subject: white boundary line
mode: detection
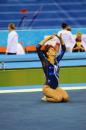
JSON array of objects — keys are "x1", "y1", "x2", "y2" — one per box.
[
  {"x1": 0, "y1": 88, "x2": 42, "y2": 94},
  {"x1": 0, "y1": 86, "x2": 86, "y2": 94}
]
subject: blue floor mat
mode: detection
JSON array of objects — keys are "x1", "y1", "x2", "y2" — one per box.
[{"x1": 0, "y1": 90, "x2": 86, "y2": 130}]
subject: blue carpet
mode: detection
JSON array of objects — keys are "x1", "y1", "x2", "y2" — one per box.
[
  {"x1": 0, "y1": 90, "x2": 86, "y2": 130},
  {"x1": 0, "y1": 83, "x2": 86, "y2": 90}
]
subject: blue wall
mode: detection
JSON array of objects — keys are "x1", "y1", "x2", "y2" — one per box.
[{"x1": 0, "y1": 28, "x2": 86, "y2": 47}]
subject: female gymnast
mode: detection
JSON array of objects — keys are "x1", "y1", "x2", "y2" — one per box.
[{"x1": 36, "y1": 34, "x2": 69, "y2": 102}]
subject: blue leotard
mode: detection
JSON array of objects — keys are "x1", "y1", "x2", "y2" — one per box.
[{"x1": 36, "y1": 44, "x2": 66, "y2": 89}]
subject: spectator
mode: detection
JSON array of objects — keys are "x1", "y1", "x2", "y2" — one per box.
[
  {"x1": 81, "y1": 34, "x2": 86, "y2": 51},
  {"x1": 72, "y1": 32, "x2": 85, "y2": 52},
  {"x1": 58, "y1": 23, "x2": 75, "y2": 52},
  {"x1": 44, "y1": 34, "x2": 60, "y2": 48},
  {"x1": 41, "y1": 34, "x2": 61, "y2": 54},
  {"x1": 17, "y1": 42, "x2": 25, "y2": 55},
  {"x1": 6, "y1": 23, "x2": 18, "y2": 54},
  {"x1": 66, "y1": 26, "x2": 71, "y2": 31}
]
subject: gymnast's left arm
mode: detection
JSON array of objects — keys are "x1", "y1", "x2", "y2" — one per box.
[{"x1": 56, "y1": 35, "x2": 66, "y2": 62}]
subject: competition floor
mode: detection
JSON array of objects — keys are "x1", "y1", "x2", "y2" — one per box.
[{"x1": 0, "y1": 84, "x2": 86, "y2": 130}]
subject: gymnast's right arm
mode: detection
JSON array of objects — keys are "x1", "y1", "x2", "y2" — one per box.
[
  {"x1": 36, "y1": 38, "x2": 48, "y2": 62},
  {"x1": 36, "y1": 36, "x2": 52, "y2": 61}
]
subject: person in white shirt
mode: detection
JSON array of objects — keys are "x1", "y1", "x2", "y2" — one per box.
[
  {"x1": 6, "y1": 23, "x2": 18, "y2": 54},
  {"x1": 44, "y1": 34, "x2": 60, "y2": 47},
  {"x1": 41, "y1": 34, "x2": 61, "y2": 53},
  {"x1": 58, "y1": 23, "x2": 75, "y2": 52},
  {"x1": 81, "y1": 34, "x2": 86, "y2": 51},
  {"x1": 17, "y1": 42, "x2": 25, "y2": 55}
]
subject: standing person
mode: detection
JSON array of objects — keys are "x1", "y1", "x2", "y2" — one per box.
[
  {"x1": 40, "y1": 34, "x2": 61, "y2": 53},
  {"x1": 36, "y1": 34, "x2": 69, "y2": 102},
  {"x1": 58, "y1": 23, "x2": 75, "y2": 52},
  {"x1": 17, "y1": 42, "x2": 25, "y2": 55},
  {"x1": 6, "y1": 23, "x2": 18, "y2": 54}
]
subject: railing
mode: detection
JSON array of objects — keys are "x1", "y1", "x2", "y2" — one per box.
[{"x1": 0, "y1": 52, "x2": 86, "y2": 69}]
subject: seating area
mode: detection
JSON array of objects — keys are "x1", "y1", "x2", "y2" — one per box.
[
  {"x1": 0, "y1": 45, "x2": 45, "y2": 54},
  {"x1": 0, "y1": 45, "x2": 37, "y2": 54},
  {"x1": 0, "y1": 0, "x2": 86, "y2": 53},
  {"x1": 0, "y1": 0, "x2": 86, "y2": 29}
]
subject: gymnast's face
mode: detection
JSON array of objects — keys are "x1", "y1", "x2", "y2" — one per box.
[{"x1": 46, "y1": 47, "x2": 57, "y2": 57}]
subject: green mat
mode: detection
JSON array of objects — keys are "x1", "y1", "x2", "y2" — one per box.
[{"x1": 0, "y1": 66, "x2": 86, "y2": 86}]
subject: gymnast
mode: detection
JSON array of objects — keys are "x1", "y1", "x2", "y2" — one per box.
[{"x1": 36, "y1": 34, "x2": 69, "y2": 102}]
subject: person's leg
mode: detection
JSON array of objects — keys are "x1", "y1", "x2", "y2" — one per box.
[
  {"x1": 41, "y1": 96, "x2": 61, "y2": 102},
  {"x1": 56, "y1": 88, "x2": 69, "y2": 102},
  {"x1": 7, "y1": 53, "x2": 16, "y2": 55},
  {"x1": 42, "y1": 85, "x2": 63, "y2": 102}
]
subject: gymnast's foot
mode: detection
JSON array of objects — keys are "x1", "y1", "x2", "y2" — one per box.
[{"x1": 41, "y1": 96, "x2": 47, "y2": 101}]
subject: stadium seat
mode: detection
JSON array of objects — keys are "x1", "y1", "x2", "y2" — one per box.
[
  {"x1": 25, "y1": 45, "x2": 37, "y2": 53},
  {"x1": 0, "y1": 46, "x2": 6, "y2": 54},
  {"x1": 0, "y1": 0, "x2": 86, "y2": 29}
]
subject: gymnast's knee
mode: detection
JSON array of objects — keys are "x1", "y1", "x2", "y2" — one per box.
[
  {"x1": 63, "y1": 95, "x2": 69, "y2": 102},
  {"x1": 54, "y1": 95, "x2": 63, "y2": 102}
]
